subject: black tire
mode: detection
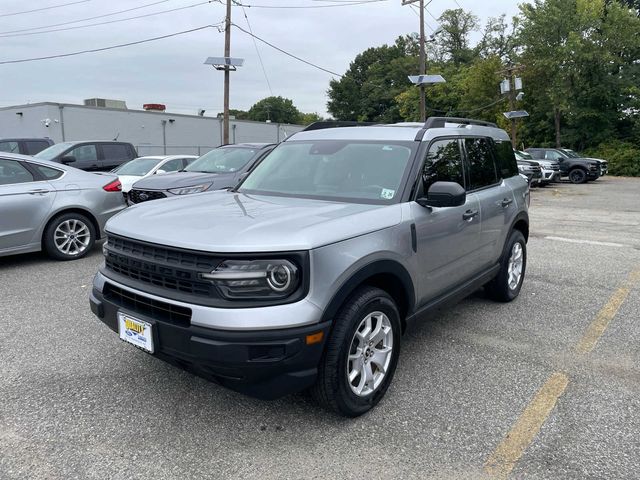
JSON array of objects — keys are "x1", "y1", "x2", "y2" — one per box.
[
  {"x1": 568, "y1": 168, "x2": 587, "y2": 184},
  {"x1": 311, "y1": 286, "x2": 401, "y2": 417},
  {"x1": 485, "y1": 230, "x2": 527, "y2": 302},
  {"x1": 43, "y1": 212, "x2": 96, "y2": 261}
]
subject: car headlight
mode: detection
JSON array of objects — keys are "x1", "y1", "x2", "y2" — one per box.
[
  {"x1": 201, "y1": 259, "x2": 300, "y2": 299},
  {"x1": 168, "y1": 183, "x2": 212, "y2": 195}
]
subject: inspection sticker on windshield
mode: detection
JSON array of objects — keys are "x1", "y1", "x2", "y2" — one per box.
[{"x1": 381, "y1": 188, "x2": 395, "y2": 199}]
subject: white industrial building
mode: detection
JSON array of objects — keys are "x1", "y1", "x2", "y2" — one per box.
[{"x1": 0, "y1": 101, "x2": 305, "y2": 156}]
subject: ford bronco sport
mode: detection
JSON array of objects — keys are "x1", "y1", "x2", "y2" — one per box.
[{"x1": 90, "y1": 117, "x2": 530, "y2": 417}]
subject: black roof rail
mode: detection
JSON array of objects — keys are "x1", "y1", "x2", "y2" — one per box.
[
  {"x1": 302, "y1": 121, "x2": 379, "y2": 132},
  {"x1": 423, "y1": 117, "x2": 498, "y2": 129}
]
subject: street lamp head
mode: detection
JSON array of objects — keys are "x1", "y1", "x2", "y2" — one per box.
[{"x1": 408, "y1": 74, "x2": 446, "y2": 85}]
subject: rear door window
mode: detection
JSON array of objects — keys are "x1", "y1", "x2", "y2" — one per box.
[
  {"x1": 161, "y1": 158, "x2": 183, "y2": 172},
  {"x1": 492, "y1": 140, "x2": 518, "y2": 179},
  {"x1": 0, "y1": 159, "x2": 34, "y2": 185},
  {"x1": 24, "y1": 141, "x2": 51, "y2": 155},
  {"x1": 464, "y1": 137, "x2": 498, "y2": 191},
  {"x1": 102, "y1": 144, "x2": 131, "y2": 160}
]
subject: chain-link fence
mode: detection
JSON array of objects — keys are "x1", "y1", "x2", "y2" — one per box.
[{"x1": 135, "y1": 145, "x2": 217, "y2": 157}]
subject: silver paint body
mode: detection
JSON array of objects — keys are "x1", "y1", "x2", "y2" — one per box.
[
  {"x1": 0, "y1": 152, "x2": 126, "y2": 257},
  {"x1": 96, "y1": 124, "x2": 528, "y2": 330}
]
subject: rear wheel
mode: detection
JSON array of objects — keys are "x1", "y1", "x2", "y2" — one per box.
[
  {"x1": 311, "y1": 286, "x2": 401, "y2": 417},
  {"x1": 486, "y1": 230, "x2": 526, "y2": 302},
  {"x1": 569, "y1": 168, "x2": 587, "y2": 184},
  {"x1": 43, "y1": 212, "x2": 96, "y2": 261}
]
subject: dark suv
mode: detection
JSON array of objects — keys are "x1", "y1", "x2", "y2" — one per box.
[
  {"x1": 525, "y1": 148, "x2": 600, "y2": 184},
  {"x1": 35, "y1": 141, "x2": 137, "y2": 171},
  {"x1": 0, "y1": 138, "x2": 54, "y2": 156},
  {"x1": 90, "y1": 117, "x2": 530, "y2": 416}
]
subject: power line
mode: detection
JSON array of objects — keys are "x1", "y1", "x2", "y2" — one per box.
[
  {"x1": 0, "y1": 0, "x2": 91, "y2": 18},
  {"x1": 0, "y1": 1, "x2": 214, "y2": 38},
  {"x1": 238, "y1": 5, "x2": 273, "y2": 95},
  {"x1": 231, "y1": 23, "x2": 343, "y2": 77},
  {"x1": 0, "y1": 0, "x2": 171, "y2": 36},
  {"x1": 428, "y1": 96, "x2": 506, "y2": 115},
  {"x1": 0, "y1": 25, "x2": 218, "y2": 65},
  {"x1": 225, "y1": 0, "x2": 389, "y2": 9}
]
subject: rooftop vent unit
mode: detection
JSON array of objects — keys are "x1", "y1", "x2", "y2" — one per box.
[
  {"x1": 84, "y1": 98, "x2": 127, "y2": 109},
  {"x1": 143, "y1": 104, "x2": 166, "y2": 112}
]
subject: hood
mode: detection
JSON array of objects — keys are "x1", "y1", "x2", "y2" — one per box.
[
  {"x1": 106, "y1": 191, "x2": 402, "y2": 252},
  {"x1": 131, "y1": 171, "x2": 236, "y2": 190}
]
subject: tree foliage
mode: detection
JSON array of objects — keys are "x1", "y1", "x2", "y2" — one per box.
[
  {"x1": 247, "y1": 96, "x2": 303, "y2": 124},
  {"x1": 324, "y1": 1, "x2": 640, "y2": 174}
]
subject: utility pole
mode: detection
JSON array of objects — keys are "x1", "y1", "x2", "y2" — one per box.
[
  {"x1": 223, "y1": 0, "x2": 232, "y2": 145},
  {"x1": 402, "y1": 0, "x2": 427, "y2": 122},
  {"x1": 418, "y1": 0, "x2": 426, "y2": 122},
  {"x1": 500, "y1": 64, "x2": 525, "y2": 148}
]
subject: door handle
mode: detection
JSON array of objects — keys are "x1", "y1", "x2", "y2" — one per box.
[
  {"x1": 501, "y1": 198, "x2": 513, "y2": 208},
  {"x1": 463, "y1": 209, "x2": 479, "y2": 221},
  {"x1": 28, "y1": 189, "x2": 50, "y2": 195}
]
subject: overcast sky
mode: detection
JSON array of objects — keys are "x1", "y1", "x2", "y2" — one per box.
[{"x1": 0, "y1": 0, "x2": 520, "y2": 118}]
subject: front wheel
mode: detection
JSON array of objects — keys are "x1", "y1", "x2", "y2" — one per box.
[
  {"x1": 485, "y1": 230, "x2": 527, "y2": 302},
  {"x1": 311, "y1": 286, "x2": 401, "y2": 417},
  {"x1": 569, "y1": 168, "x2": 587, "y2": 184}
]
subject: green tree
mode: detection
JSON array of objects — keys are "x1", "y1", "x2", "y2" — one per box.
[
  {"x1": 247, "y1": 96, "x2": 302, "y2": 124},
  {"x1": 300, "y1": 112, "x2": 325, "y2": 125}
]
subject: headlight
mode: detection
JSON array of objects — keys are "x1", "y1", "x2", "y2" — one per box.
[
  {"x1": 168, "y1": 183, "x2": 212, "y2": 195},
  {"x1": 201, "y1": 259, "x2": 300, "y2": 299}
]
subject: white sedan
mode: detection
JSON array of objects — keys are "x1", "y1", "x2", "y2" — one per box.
[{"x1": 112, "y1": 155, "x2": 198, "y2": 193}]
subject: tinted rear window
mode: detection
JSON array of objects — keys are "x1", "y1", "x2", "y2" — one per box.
[
  {"x1": 24, "y1": 141, "x2": 51, "y2": 155},
  {"x1": 102, "y1": 144, "x2": 131, "y2": 159},
  {"x1": 494, "y1": 141, "x2": 519, "y2": 178}
]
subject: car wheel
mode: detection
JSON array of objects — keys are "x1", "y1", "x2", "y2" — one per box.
[
  {"x1": 311, "y1": 286, "x2": 401, "y2": 417},
  {"x1": 486, "y1": 230, "x2": 527, "y2": 302},
  {"x1": 569, "y1": 168, "x2": 587, "y2": 184},
  {"x1": 43, "y1": 212, "x2": 96, "y2": 261}
]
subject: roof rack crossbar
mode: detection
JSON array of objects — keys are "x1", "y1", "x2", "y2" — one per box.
[{"x1": 423, "y1": 117, "x2": 498, "y2": 129}]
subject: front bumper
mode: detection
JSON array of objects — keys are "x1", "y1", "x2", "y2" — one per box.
[
  {"x1": 90, "y1": 276, "x2": 330, "y2": 400},
  {"x1": 540, "y1": 169, "x2": 560, "y2": 183}
]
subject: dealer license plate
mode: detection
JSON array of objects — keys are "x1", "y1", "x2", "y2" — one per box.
[{"x1": 118, "y1": 312, "x2": 154, "y2": 353}]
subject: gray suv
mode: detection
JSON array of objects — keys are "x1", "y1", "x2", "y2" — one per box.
[{"x1": 90, "y1": 117, "x2": 529, "y2": 416}]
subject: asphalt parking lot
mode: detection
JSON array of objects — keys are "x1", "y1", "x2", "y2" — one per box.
[{"x1": 1, "y1": 176, "x2": 639, "y2": 480}]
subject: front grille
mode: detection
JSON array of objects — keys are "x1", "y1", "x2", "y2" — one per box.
[
  {"x1": 589, "y1": 165, "x2": 598, "y2": 171},
  {"x1": 105, "y1": 235, "x2": 219, "y2": 298},
  {"x1": 129, "y1": 189, "x2": 167, "y2": 204},
  {"x1": 103, "y1": 282, "x2": 191, "y2": 326}
]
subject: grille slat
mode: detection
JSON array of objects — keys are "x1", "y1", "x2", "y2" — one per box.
[
  {"x1": 105, "y1": 235, "x2": 219, "y2": 298},
  {"x1": 129, "y1": 189, "x2": 167, "y2": 204},
  {"x1": 104, "y1": 282, "x2": 191, "y2": 326}
]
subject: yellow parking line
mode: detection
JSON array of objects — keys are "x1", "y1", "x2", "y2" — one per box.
[
  {"x1": 483, "y1": 372, "x2": 569, "y2": 480},
  {"x1": 575, "y1": 267, "x2": 640, "y2": 355},
  {"x1": 484, "y1": 266, "x2": 640, "y2": 479}
]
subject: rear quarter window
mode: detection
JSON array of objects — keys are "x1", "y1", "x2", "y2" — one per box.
[
  {"x1": 492, "y1": 140, "x2": 519, "y2": 178},
  {"x1": 24, "y1": 141, "x2": 51, "y2": 155},
  {"x1": 32, "y1": 163, "x2": 64, "y2": 180}
]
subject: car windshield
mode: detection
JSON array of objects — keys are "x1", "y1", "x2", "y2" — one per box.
[
  {"x1": 562, "y1": 149, "x2": 580, "y2": 158},
  {"x1": 34, "y1": 142, "x2": 73, "y2": 160},
  {"x1": 185, "y1": 147, "x2": 257, "y2": 174},
  {"x1": 238, "y1": 141, "x2": 414, "y2": 204},
  {"x1": 515, "y1": 150, "x2": 533, "y2": 160},
  {"x1": 113, "y1": 157, "x2": 163, "y2": 176}
]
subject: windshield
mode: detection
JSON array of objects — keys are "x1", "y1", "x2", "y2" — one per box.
[
  {"x1": 514, "y1": 150, "x2": 533, "y2": 160},
  {"x1": 239, "y1": 141, "x2": 414, "y2": 204},
  {"x1": 562, "y1": 149, "x2": 580, "y2": 158},
  {"x1": 113, "y1": 157, "x2": 162, "y2": 176},
  {"x1": 185, "y1": 147, "x2": 257, "y2": 174},
  {"x1": 34, "y1": 142, "x2": 73, "y2": 160}
]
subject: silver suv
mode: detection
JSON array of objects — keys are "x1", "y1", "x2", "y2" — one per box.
[{"x1": 90, "y1": 118, "x2": 529, "y2": 416}]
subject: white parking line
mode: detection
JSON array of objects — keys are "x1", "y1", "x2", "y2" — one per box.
[{"x1": 544, "y1": 236, "x2": 626, "y2": 248}]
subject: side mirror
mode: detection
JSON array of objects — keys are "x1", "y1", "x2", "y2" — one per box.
[
  {"x1": 60, "y1": 155, "x2": 76, "y2": 164},
  {"x1": 155, "y1": 169, "x2": 167, "y2": 175},
  {"x1": 416, "y1": 181, "x2": 466, "y2": 208}
]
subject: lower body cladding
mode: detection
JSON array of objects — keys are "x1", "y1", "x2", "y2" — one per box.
[{"x1": 89, "y1": 274, "x2": 331, "y2": 400}]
